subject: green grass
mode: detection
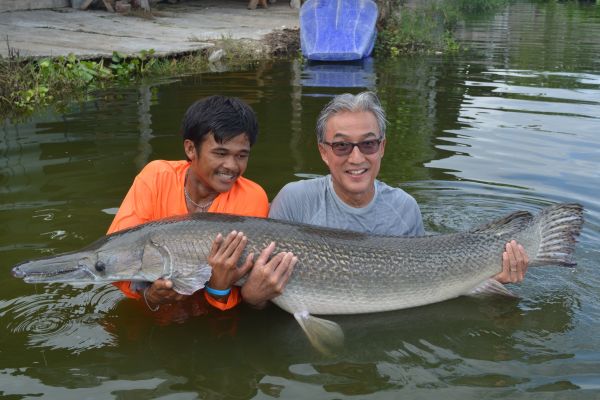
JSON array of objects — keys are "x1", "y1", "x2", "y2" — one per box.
[
  {"x1": 0, "y1": 38, "x2": 266, "y2": 120},
  {"x1": 0, "y1": 49, "x2": 154, "y2": 117}
]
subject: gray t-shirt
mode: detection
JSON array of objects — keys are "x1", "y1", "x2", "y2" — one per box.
[{"x1": 268, "y1": 175, "x2": 424, "y2": 236}]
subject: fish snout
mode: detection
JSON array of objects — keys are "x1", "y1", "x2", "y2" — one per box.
[{"x1": 11, "y1": 264, "x2": 26, "y2": 278}]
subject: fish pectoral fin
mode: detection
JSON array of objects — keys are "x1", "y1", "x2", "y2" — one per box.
[
  {"x1": 170, "y1": 263, "x2": 213, "y2": 296},
  {"x1": 293, "y1": 311, "x2": 344, "y2": 355},
  {"x1": 467, "y1": 278, "x2": 518, "y2": 298}
]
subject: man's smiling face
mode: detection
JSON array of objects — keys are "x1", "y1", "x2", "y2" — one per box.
[
  {"x1": 187, "y1": 132, "x2": 250, "y2": 194},
  {"x1": 318, "y1": 110, "x2": 385, "y2": 207}
]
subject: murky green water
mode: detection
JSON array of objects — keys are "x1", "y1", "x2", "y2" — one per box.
[{"x1": 1, "y1": 1, "x2": 599, "y2": 398}]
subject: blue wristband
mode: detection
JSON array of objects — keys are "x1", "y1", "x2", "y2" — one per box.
[{"x1": 205, "y1": 285, "x2": 231, "y2": 297}]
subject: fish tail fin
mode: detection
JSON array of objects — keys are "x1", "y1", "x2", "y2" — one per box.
[
  {"x1": 529, "y1": 203, "x2": 584, "y2": 267},
  {"x1": 293, "y1": 311, "x2": 344, "y2": 355},
  {"x1": 471, "y1": 203, "x2": 584, "y2": 268}
]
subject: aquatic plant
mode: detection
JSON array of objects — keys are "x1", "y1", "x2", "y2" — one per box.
[
  {"x1": 0, "y1": 47, "x2": 157, "y2": 116},
  {"x1": 0, "y1": 31, "x2": 282, "y2": 120}
]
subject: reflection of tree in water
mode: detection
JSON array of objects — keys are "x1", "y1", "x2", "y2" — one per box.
[{"x1": 456, "y1": 2, "x2": 600, "y2": 73}]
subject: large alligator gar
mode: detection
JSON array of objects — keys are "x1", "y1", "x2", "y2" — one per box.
[{"x1": 11, "y1": 203, "x2": 583, "y2": 353}]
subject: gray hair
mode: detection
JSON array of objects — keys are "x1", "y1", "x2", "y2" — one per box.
[{"x1": 316, "y1": 91, "x2": 387, "y2": 143}]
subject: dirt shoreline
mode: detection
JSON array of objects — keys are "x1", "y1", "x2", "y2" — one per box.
[{"x1": 0, "y1": 0, "x2": 300, "y2": 59}]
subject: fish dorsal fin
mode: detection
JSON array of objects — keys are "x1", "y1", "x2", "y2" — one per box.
[
  {"x1": 467, "y1": 278, "x2": 518, "y2": 298},
  {"x1": 470, "y1": 210, "x2": 533, "y2": 236},
  {"x1": 170, "y1": 263, "x2": 212, "y2": 296},
  {"x1": 294, "y1": 311, "x2": 344, "y2": 355}
]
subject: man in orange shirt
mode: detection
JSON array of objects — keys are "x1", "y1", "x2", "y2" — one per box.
[{"x1": 108, "y1": 95, "x2": 296, "y2": 312}]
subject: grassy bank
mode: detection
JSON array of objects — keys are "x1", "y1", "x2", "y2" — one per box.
[
  {"x1": 1, "y1": 50, "x2": 150, "y2": 114},
  {"x1": 0, "y1": 32, "x2": 297, "y2": 120}
]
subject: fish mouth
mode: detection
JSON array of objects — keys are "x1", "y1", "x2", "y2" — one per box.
[
  {"x1": 11, "y1": 258, "x2": 98, "y2": 283},
  {"x1": 12, "y1": 265, "x2": 77, "y2": 279}
]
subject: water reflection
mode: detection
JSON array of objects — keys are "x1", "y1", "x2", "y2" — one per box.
[
  {"x1": 301, "y1": 58, "x2": 376, "y2": 90},
  {"x1": 426, "y1": 67, "x2": 600, "y2": 224}
]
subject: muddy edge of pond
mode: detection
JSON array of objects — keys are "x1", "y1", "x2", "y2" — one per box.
[
  {"x1": 257, "y1": 29, "x2": 301, "y2": 58},
  {"x1": 145, "y1": 28, "x2": 300, "y2": 67},
  {"x1": 127, "y1": 28, "x2": 300, "y2": 62}
]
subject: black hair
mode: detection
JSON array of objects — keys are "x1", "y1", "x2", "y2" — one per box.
[{"x1": 181, "y1": 95, "x2": 259, "y2": 160}]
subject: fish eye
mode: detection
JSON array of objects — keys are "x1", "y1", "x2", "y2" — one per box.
[{"x1": 94, "y1": 260, "x2": 106, "y2": 272}]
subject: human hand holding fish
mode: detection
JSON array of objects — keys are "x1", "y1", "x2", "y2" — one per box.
[
  {"x1": 206, "y1": 231, "x2": 297, "y2": 306},
  {"x1": 241, "y1": 241, "x2": 298, "y2": 308},
  {"x1": 206, "y1": 230, "x2": 255, "y2": 300},
  {"x1": 143, "y1": 278, "x2": 187, "y2": 310},
  {"x1": 494, "y1": 240, "x2": 529, "y2": 284}
]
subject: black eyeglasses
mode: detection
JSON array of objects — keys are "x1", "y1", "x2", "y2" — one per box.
[{"x1": 321, "y1": 137, "x2": 383, "y2": 156}]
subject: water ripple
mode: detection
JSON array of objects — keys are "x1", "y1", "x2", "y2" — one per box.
[{"x1": 1, "y1": 285, "x2": 121, "y2": 352}]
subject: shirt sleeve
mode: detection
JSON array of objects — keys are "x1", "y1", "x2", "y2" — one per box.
[
  {"x1": 380, "y1": 184, "x2": 425, "y2": 237},
  {"x1": 107, "y1": 175, "x2": 156, "y2": 235},
  {"x1": 107, "y1": 173, "x2": 157, "y2": 299},
  {"x1": 268, "y1": 182, "x2": 304, "y2": 222},
  {"x1": 203, "y1": 287, "x2": 241, "y2": 311},
  {"x1": 398, "y1": 191, "x2": 425, "y2": 236},
  {"x1": 412, "y1": 202, "x2": 425, "y2": 236}
]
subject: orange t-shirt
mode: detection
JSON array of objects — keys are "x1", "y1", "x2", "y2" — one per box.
[{"x1": 107, "y1": 160, "x2": 269, "y2": 310}]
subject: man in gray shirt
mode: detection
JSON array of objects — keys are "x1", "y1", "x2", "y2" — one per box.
[
  {"x1": 269, "y1": 91, "x2": 529, "y2": 285},
  {"x1": 269, "y1": 175, "x2": 423, "y2": 237}
]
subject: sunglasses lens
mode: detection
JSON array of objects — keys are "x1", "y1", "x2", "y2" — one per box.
[
  {"x1": 328, "y1": 139, "x2": 381, "y2": 156},
  {"x1": 331, "y1": 142, "x2": 352, "y2": 156},
  {"x1": 358, "y1": 140, "x2": 380, "y2": 154}
]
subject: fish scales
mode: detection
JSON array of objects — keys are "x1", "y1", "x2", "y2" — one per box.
[
  {"x1": 271, "y1": 233, "x2": 507, "y2": 314},
  {"x1": 101, "y1": 213, "x2": 545, "y2": 314}
]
